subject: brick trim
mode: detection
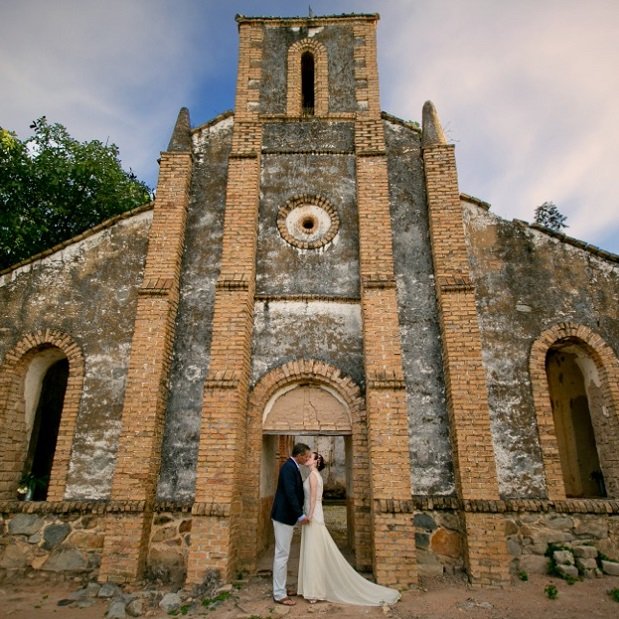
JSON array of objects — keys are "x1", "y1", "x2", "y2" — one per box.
[
  {"x1": 276, "y1": 194, "x2": 340, "y2": 250},
  {"x1": 240, "y1": 360, "x2": 372, "y2": 570},
  {"x1": 529, "y1": 322, "x2": 619, "y2": 499},
  {"x1": 286, "y1": 39, "x2": 329, "y2": 117},
  {"x1": 0, "y1": 330, "x2": 84, "y2": 501}
]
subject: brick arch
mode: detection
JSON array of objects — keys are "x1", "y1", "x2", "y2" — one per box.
[
  {"x1": 238, "y1": 360, "x2": 372, "y2": 571},
  {"x1": 529, "y1": 322, "x2": 619, "y2": 499},
  {"x1": 286, "y1": 38, "x2": 329, "y2": 116},
  {"x1": 0, "y1": 330, "x2": 85, "y2": 501}
]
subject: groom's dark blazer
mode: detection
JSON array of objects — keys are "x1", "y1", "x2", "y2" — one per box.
[{"x1": 271, "y1": 457, "x2": 305, "y2": 526}]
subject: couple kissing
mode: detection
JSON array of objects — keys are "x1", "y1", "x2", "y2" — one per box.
[{"x1": 271, "y1": 442, "x2": 400, "y2": 607}]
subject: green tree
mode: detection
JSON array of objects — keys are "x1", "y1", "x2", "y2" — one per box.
[
  {"x1": 0, "y1": 117, "x2": 151, "y2": 270},
  {"x1": 534, "y1": 201, "x2": 568, "y2": 232}
]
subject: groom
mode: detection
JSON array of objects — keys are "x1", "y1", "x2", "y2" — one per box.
[{"x1": 271, "y1": 442, "x2": 311, "y2": 606}]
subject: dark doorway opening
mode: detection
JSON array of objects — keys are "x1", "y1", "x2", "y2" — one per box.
[{"x1": 23, "y1": 358, "x2": 69, "y2": 500}]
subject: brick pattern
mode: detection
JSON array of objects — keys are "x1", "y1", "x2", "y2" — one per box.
[
  {"x1": 286, "y1": 39, "x2": 329, "y2": 117},
  {"x1": 98, "y1": 149, "x2": 192, "y2": 583},
  {"x1": 529, "y1": 322, "x2": 619, "y2": 499},
  {"x1": 235, "y1": 23, "x2": 264, "y2": 121},
  {"x1": 353, "y1": 21, "x2": 381, "y2": 116},
  {"x1": 242, "y1": 360, "x2": 373, "y2": 571},
  {"x1": 423, "y1": 139, "x2": 510, "y2": 586},
  {"x1": 462, "y1": 512, "x2": 510, "y2": 587},
  {"x1": 0, "y1": 330, "x2": 84, "y2": 501},
  {"x1": 185, "y1": 20, "x2": 263, "y2": 586},
  {"x1": 354, "y1": 17, "x2": 417, "y2": 586}
]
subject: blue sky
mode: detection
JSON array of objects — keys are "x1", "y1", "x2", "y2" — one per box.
[{"x1": 2, "y1": 0, "x2": 619, "y2": 254}]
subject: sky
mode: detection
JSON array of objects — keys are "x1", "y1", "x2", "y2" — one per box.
[{"x1": 1, "y1": 0, "x2": 618, "y2": 254}]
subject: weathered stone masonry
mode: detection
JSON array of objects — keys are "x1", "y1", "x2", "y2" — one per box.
[{"x1": 2, "y1": 12, "x2": 619, "y2": 588}]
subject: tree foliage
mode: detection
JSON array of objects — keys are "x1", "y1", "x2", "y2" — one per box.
[
  {"x1": 0, "y1": 117, "x2": 151, "y2": 270},
  {"x1": 534, "y1": 201, "x2": 568, "y2": 232}
]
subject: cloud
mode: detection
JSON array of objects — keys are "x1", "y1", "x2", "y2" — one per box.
[
  {"x1": 2, "y1": 0, "x2": 618, "y2": 253},
  {"x1": 377, "y1": 0, "x2": 619, "y2": 252}
]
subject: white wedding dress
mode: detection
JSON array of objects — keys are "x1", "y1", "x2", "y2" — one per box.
[{"x1": 297, "y1": 470, "x2": 400, "y2": 606}]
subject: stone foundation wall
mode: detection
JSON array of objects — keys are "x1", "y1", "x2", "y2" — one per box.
[
  {"x1": 0, "y1": 503, "x2": 105, "y2": 581},
  {"x1": 146, "y1": 508, "x2": 192, "y2": 586},
  {"x1": 412, "y1": 498, "x2": 619, "y2": 580}
]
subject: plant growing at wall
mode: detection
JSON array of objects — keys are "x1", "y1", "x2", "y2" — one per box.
[
  {"x1": 609, "y1": 588, "x2": 619, "y2": 603},
  {"x1": 533, "y1": 201, "x2": 568, "y2": 232},
  {"x1": 0, "y1": 118, "x2": 152, "y2": 270},
  {"x1": 16, "y1": 472, "x2": 48, "y2": 500}
]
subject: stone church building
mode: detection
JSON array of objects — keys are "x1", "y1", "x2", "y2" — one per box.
[{"x1": 1, "y1": 13, "x2": 619, "y2": 588}]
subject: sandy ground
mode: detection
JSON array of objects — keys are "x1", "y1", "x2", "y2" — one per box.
[{"x1": 3, "y1": 570, "x2": 619, "y2": 619}]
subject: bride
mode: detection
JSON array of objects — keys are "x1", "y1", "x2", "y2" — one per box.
[{"x1": 297, "y1": 452, "x2": 401, "y2": 606}]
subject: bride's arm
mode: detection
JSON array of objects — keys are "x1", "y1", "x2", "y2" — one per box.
[{"x1": 307, "y1": 471, "x2": 318, "y2": 520}]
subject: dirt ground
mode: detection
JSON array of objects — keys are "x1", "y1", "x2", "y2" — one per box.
[{"x1": 2, "y1": 570, "x2": 619, "y2": 619}]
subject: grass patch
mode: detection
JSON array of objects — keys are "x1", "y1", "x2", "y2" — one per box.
[
  {"x1": 517, "y1": 569, "x2": 528, "y2": 582},
  {"x1": 609, "y1": 588, "x2": 619, "y2": 603}
]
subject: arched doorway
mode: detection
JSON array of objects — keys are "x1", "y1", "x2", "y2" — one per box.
[
  {"x1": 259, "y1": 382, "x2": 354, "y2": 561},
  {"x1": 22, "y1": 354, "x2": 69, "y2": 500},
  {"x1": 546, "y1": 342, "x2": 606, "y2": 497},
  {"x1": 241, "y1": 361, "x2": 371, "y2": 574}
]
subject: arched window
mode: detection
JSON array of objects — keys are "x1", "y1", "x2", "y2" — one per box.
[
  {"x1": 301, "y1": 51, "x2": 315, "y2": 115},
  {"x1": 21, "y1": 355, "x2": 69, "y2": 500},
  {"x1": 546, "y1": 344, "x2": 605, "y2": 498},
  {"x1": 287, "y1": 40, "x2": 328, "y2": 117}
]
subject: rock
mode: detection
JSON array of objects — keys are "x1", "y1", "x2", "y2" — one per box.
[
  {"x1": 430, "y1": 528, "x2": 462, "y2": 559},
  {"x1": 557, "y1": 564, "x2": 579, "y2": 579},
  {"x1": 98, "y1": 583, "x2": 123, "y2": 598},
  {"x1": 273, "y1": 605, "x2": 291, "y2": 616},
  {"x1": 106, "y1": 599, "x2": 127, "y2": 618},
  {"x1": 552, "y1": 550, "x2": 574, "y2": 565},
  {"x1": 572, "y1": 545, "x2": 598, "y2": 559},
  {"x1": 415, "y1": 531, "x2": 430, "y2": 549},
  {"x1": 217, "y1": 583, "x2": 234, "y2": 593},
  {"x1": 601, "y1": 560, "x2": 619, "y2": 576},
  {"x1": 28, "y1": 532, "x2": 42, "y2": 544},
  {"x1": 159, "y1": 592, "x2": 182, "y2": 613},
  {"x1": 41, "y1": 548, "x2": 88, "y2": 572},
  {"x1": 546, "y1": 515, "x2": 574, "y2": 530},
  {"x1": 74, "y1": 581, "x2": 101, "y2": 598},
  {"x1": 413, "y1": 513, "x2": 437, "y2": 531},
  {"x1": 518, "y1": 554, "x2": 549, "y2": 575},
  {"x1": 8, "y1": 513, "x2": 44, "y2": 536},
  {"x1": 0, "y1": 543, "x2": 31, "y2": 569},
  {"x1": 68, "y1": 530, "x2": 105, "y2": 549},
  {"x1": 126, "y1": 597, "x2": 145, "y2": 616},
  {"x1": 507, "y1": 537, "x2": 522, "y2": 557},
  {"x1": 43, "y1": 523, "x2": 71, "y2": 550}
]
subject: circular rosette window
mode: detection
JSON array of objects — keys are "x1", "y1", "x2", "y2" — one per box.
[{"x1": 277, "y1": 195, "x2": 340, "y2": 250}]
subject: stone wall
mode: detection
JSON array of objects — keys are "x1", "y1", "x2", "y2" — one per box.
[
  {"x1": 385, "y1": 116, "x2": 454, "y2": 495},
  {"x1": 463, "y1": 201, "x2": 619, "y2": 498},
  {"x1": 0, "y1": 503, "x2": 105, "y2": 580},
  {"x1": 156, "y1": 115, "x2": 232, "y2": 501},
  {"x1": 0, "y1": 209, "x2": 152, "y2": 500}
]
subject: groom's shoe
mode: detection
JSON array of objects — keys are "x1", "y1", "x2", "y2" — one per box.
[{"x1": 274, "y1": 597, "x2": 296, "y2": 606}]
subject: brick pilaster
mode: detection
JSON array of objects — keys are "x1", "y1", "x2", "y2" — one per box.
[
  {"x1": 354, "y1": 17, "x2": 417, "y2": 588},
  {"x1": 422, "y1": 101, "x2": 510, "y2": 586},
  {"x1": 185, "y1": 21, "x2": 263, "y2": 586},
  {"x1": 99, "y1": 110, "x2": 192, "y2": 583}
]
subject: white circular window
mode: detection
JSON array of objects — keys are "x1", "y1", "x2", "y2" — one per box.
[{"x1": 277, "y1": 195, "x2": 339, "y2": 249}]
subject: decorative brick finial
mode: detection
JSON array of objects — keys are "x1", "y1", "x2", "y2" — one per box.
[
  {"x1": 421, "y1": 100, "x2": 447, "y2": 147},
  {"x1": 167, "y1": 107, "x2": 192, "y2": 152}
]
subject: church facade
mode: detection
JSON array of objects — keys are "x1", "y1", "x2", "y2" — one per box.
[{"x1": 1, "y1": 13, "x2": 619, "y2": 588}]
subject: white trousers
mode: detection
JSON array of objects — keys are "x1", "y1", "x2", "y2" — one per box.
[{"x1": 272, "y1": 519, "x2": 295, "y2": 600}]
